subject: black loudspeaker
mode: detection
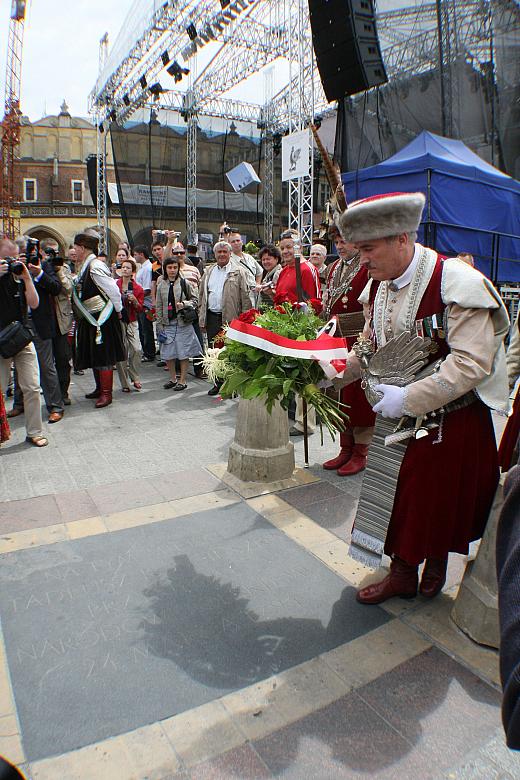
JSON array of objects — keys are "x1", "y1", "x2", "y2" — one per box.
[{"x1": 309, "y1": 0, "x2": 387, "y2": 102}]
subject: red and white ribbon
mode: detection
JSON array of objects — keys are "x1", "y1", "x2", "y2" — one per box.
[{"x1": 226, "y1": 317, "x2": 349, "y2": 379}]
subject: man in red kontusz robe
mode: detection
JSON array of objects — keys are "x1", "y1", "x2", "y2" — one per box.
[
  {"x1": 322, "y1": 226, "x2": 375, "y2": 475},
  {"x1": 335, "y1": 191, "x2": 510, "y2": 604}
]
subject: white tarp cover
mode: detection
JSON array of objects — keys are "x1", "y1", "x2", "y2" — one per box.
[{"x1": 108, "y1": 182, "x2": 263, "y2": 211}]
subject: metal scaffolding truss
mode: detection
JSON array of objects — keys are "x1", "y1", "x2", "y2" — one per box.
[
  {"x1": 161, "y1": 90, "x2": 262, "y2": 122},
  {"x1": 91, "y1": 0, "x2": 510, "y2": 244}
]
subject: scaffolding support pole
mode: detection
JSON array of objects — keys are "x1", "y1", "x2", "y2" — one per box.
[
  {"x1": 96, "y1": 122, "x2": 108, "y2": 253},
  {"x1": 185, "y1": 87, "x2": 197, "y2": 244},
  {"x1": 287, "y1": 0, "x2": 314, "y2": 248}
]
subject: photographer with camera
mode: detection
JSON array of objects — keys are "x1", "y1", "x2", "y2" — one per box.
[
  {"x1": 115, "y1": 258, "x2": 144, "y2": 392},
  {"x1": 0, "y1": 238, "x2": 48, "y2": 447},
  {"x1": 41, "y1": 239, "x2": 74, "y2": 406},
  {"x1": 9, "y1": 238, "x2": 65, "y2": 425}
]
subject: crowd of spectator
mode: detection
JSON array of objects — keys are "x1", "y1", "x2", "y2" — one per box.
[
  {"x1": 1, "y1": 224, "x2": 490, "y2": 453},
  {"x1": 0, "y1": 226, "x2": 325, "y2": 448}
]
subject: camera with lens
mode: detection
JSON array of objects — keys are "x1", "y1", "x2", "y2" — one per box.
[
  {"x1": 44, "y1": 247, "x2": 64, "y2": 267},
  {"x1": 4, "y1": 257, "x2": 25, "y2": 275},
  {"x1": 25, "y1": 237, "x2": 40, "y2": 260}
]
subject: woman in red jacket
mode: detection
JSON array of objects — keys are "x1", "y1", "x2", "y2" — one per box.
[
  {"x1": 274, "y1": 230, "x2": 321, "y2": 304},
  {"x1": 116, "y1": 258, "x2": 145, "y2": 392}
]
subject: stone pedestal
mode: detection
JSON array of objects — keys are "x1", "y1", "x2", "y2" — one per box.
[
  {"x1": 227, "y1": 397, "x2": 295, "y2": 483},
  {"x1": 451, "y1": 479, "x2": 504, "y2": 649}
]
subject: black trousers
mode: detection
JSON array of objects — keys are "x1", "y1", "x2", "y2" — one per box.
[
  {"x1": 138, "y1": 311, "x2": 156, "y2": 360},
  {"x1": 205, "y1": 311, "x2": 223, "y2": 388},
  {"x1": 52, "y1": 332, "x2": 71, "y2": 400},
  {"x1": 206, "y1": 310, "x2": 223, "y2": 346}
]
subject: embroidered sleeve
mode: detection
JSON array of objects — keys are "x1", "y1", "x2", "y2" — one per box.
[{"x1": 404, "y1": 304, "x2": 495, "y2": 416}]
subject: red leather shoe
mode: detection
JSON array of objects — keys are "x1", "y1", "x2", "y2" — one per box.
[
  {"x1": 337, "y1": 444, "x2": 369, "y2": 476},
  {"x1": 323, "y1": 448, "x2": 353, "y2": 470},
  {"x1": 356, "y1": 558, "x2": 418, "y2": 604},
  {"x1": 94, "y1": 370, "x2": 113, "y2": 408},
  {"x1": 419, "y1": 558, "x2": 448, "y2": 598},
  {"x1": 323, "y1": 430, "x2": 354, "y2": 470}
]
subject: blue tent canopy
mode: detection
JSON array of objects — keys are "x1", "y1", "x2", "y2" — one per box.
[{"x1": 341, "y1": 131, "x2": 520, "y2": 282}]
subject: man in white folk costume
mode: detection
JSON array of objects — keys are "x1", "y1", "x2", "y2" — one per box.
[{"x1": 333, "y1": 192, "x2": 509, "y2": 604}]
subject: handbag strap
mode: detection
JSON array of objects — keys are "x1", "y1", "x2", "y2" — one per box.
[{"x1": 180, "y1": 277, "x2": 192, "y2": 302}]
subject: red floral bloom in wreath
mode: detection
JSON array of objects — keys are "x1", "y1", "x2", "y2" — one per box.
[
  {"x1": 307, "y1": 298, "x2": 323, "y2": 315},
  {"x1": 212, "y1": 329, "x2": 227, "y2": 348},
  {"x1": 273, "y1": 291, "x2": 297, "y2": 306},
  {"x1": 238, "y1": 308, "x2": 261, "y2": 325}
]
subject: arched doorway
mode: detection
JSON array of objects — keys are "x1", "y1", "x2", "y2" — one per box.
[{"x1": 24, "y1": 225, "x2": 67, "y2": 257}]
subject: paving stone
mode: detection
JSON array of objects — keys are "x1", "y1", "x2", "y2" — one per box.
[
  {"x1": 0, "y1": 495, "x2": 60, "y2": 534},
  {"x1": 253, "y1": 690, "x2": 431, "y2": 779},
  {"x1": 356, "y1": 646, "x2": 501, "y2": 773},
  {"x1": 189, "y1": 744, "x2": 273, "y2": 779},
  {"x1": 295, "y1": 494, "x2": 357, "y2": 543},
  {"x1": 54, "y1": 490, "x2": 98, "y2": 524},
  {"x1": 0, "y1": 503, "x2": 389, "y2": 762},
  {"x1": 278, "y1": 482, "x2": 345, "y2": 510},
  {"x1": 87, "y1": 477, "x2": 162, "y2": 516},
  {"x1": 152, "y1": 469, "x2": 223, "y2": 502}
]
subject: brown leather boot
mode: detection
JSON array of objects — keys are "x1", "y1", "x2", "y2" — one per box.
[
  {"x1": 356, "y1": 557, "x2": 419, "y2": 604},
  {"x1": 337, "y1": 443, "x2": 369, "y2": 476},
  {"x1": 419, "y1": 558, "x2": 448, "y2": 598},
  {"x1": 85, "y1": 369, "x2": 101, "y2": 399},
  {"x1": 323, "y1": 430, "x2": 354, "y2": 470},
  {"x1": 94, "y1": 370, "x2": 113, "y2": 408}
]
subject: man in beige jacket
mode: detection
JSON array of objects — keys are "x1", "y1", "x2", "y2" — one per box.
[{"x1": 199, "y1": 241, "x2": 251, "y2": 395}]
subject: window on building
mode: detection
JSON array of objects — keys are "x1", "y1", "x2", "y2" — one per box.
[
  {"x1": 319, "y1": 182, "x2": 329, "y2": 209},
  {"x1": 72, "y1": 180, "x2": 84, "y2": 203},
  {"x1": 23, "y1": 179, "x2": 37, "y2": 202}
]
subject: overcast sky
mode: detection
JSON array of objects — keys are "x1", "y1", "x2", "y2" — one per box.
[{"x1": 0, "y1": 0, "x2": 131, "y2": 120}]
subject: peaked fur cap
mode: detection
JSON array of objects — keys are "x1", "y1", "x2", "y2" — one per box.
[{"x1": 338, "y1": 192, "x2": 426, "y2": 242}]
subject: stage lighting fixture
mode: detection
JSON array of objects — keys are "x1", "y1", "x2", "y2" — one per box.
[
  {"x1": 140, "y1": 76, "x2": 147, "y2": 89},
  {"x1": 109, "y1": 110, "x2": 117, "y2": 122},
  {"x1": 223, "y1": 7, "x2": 237, "y2": 20},
  {"x1": 161, "y1": 51, "x2": 170, "y2": 66},
  {"x1": 98, "y1": 123, "x2": 105, "y2": 133},
  {"x1": 123, "y1": 94, "x2": 130, "y2": 106},
  {"x1": 150, "y1": 82, "x2": 164, "y2": 96},
  {"x1": 220, "y1": 0, "x2": 230, "y2": 7},
  {"x1": 11, "y1": 1, "x2": 26, "y2": 20},
  {"x1": 167, "y1": 61, "x2": 190, "y2": 83},
  {"x1": 186, "y1": 24, "x2": 197, "y2": 40}
]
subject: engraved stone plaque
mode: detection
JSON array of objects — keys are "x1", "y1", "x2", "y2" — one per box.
[{"x1": 0, "y1": 504, "x2": 389, "y2": 761}]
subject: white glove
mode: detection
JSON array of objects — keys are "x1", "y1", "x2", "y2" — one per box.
[{"x1": 373, "y1": 384, "x2": 405, "y2": 418}]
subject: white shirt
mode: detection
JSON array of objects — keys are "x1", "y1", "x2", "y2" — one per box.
[
  {"x1": 80, "y1": 254, "x2": 122, "y2": 312},
  {"x1": 136, "y1": 259, "x2": 152, "y2": 291},
  {"x1": 208, "y1": 262, "x2": 232, "y2": 312},
  {"x1": 388, "y1": 244, "x2": 421, "y2": 291},
  {"x1": 231, "y1": 252, "x2": 261, "y2": 286},
  {"x1": 136, "y1": 258, "x2": 153, "y2": 307}
]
